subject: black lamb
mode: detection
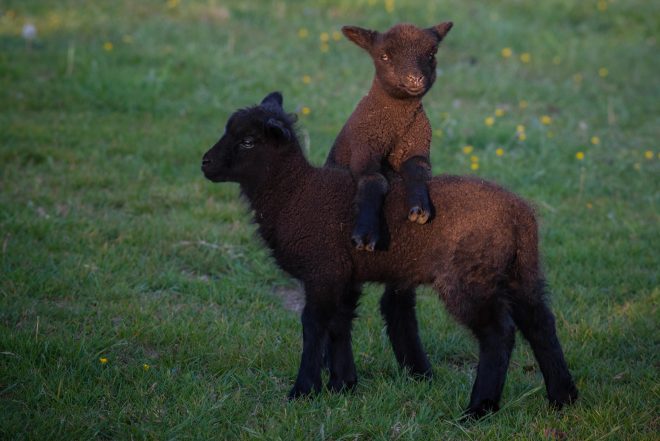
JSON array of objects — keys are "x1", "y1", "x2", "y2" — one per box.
[
  {"x1": 326, "y1": 21, "x2": 453, "y2": 251},
  {"x1": 201, "y1": 92, "x2": 578, "y2": 419}
]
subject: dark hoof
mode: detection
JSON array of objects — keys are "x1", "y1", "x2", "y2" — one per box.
[
  {"x1": 327, "y1": 378, "x2": 357, "y2": 394},
  {"x1": 462, "y1": 400, "x2": 499, "y2": 420},
  {"x1": 409, "y1": 367, "x2": 433, "y2": 380},
  {"x1": 549, "y1": 382, "x2": 578, "y2": 410},
  {"x1": 408, "y1": 206, "x2": 430, "y2": 225},
  {"x1": 351, "y1": 228, "x2": 378, "y2": 252},
  {"x1": 288, "y1": 381, "x2": 320, "y2": 400}
]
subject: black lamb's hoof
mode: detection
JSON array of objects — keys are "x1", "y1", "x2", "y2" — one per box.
[
  {"x1": 327, "y1": 377, "x2": 357, "y2": 394},
  {"x1": 462, "y1": 400, "x2": 499, "y2": 421},
  {"x1": 351, "y1": 228, "x2": 378, "y2": 252},
  {"x1": 287, "y1": 380, "x2": 321, "y2": 400},
  {"x1": 549, "y1": 382, "x2": 579, "y2": 410},
  {"x1": 409, "y1": 366, "x2": 434, "y2": 381},
  {"x1": 408, "y1": 205, "x2": 430, "y2": 225}
]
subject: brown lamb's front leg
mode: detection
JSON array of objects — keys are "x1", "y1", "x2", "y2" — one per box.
[
  {"x1": 395, "y1": 108, "x2": 434, "y2": 224},
  {"x1": 400, "y1": 156, "x2": 432, "y2": 224},
  {"x1": 351, "y1": 172, "x2": 388, "y2": 251}
]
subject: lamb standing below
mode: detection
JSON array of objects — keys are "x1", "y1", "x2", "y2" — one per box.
[
  {"x1": 326, "y1": 22, "x2": 453, "y2": 251},
  {"x1": 201, "y1": 93, "x2": 578, "y2": 418}
]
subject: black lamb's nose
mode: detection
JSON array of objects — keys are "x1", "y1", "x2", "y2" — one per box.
[{"x1": 202, "y1": 155, "x2": 211, "y2": 166}]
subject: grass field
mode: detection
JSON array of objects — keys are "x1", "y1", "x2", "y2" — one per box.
[{"x1": 1, "y1": 0, "x2": 658, "y2": 439}]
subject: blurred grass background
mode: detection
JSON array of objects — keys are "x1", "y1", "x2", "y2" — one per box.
[{"x1": 1, "y1": 0, "x2": 658, "y2": 439}]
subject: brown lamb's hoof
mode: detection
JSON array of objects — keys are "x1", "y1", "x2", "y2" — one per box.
[{"x1": 408, "y1": 206, "x2": 430, "y2": 224}]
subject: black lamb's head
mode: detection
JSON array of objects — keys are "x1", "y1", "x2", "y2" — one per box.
[
  {"x1": 342, "y1": 21, "x2": 453, "y2": 99},
  {"x1": 201, "y1": 92, "x2": 297, "y2": 183}
]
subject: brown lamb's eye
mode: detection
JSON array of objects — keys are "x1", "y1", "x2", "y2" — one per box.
[{"x1": 380, "y1": 53, "x2": 390, "y2": 62}]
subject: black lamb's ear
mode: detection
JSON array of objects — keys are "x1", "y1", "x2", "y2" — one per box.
[
  {"x1": 261, "y1": 91, "x2": 283, "y2": 109},
  {"x1": 428, "y1": 21, "x2": 453, "y2": 42},
  {"x1": 342, "y1": 26, "x2": 377, "y2": 51},
  {"x1": 265, "y1": 117, "x2": 291, "y2": 142}
]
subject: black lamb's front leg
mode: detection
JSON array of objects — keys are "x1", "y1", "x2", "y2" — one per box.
[
  {"x1": 352, "y1": 172, "x2": 388, "y2": 251},
  {"x1": 289, "y1": 281, "x2": 355, "y2": 399},
  {"x1": 400, "y1": 156, "x2": 433, "y2": 225},
  {"x1": 288, "y1": 302, "x2": 326, "y2": 398}
]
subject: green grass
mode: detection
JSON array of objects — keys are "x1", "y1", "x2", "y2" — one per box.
[{"x1": 1, "y1": 0, "x2": 658, "y2": 439}]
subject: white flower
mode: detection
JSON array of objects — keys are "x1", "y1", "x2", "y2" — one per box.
[{"x1": 22, "y1": 23, "x2": 37, "y2": 40}]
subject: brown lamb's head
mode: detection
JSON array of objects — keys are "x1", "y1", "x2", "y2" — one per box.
[{"x1": 342, "y1": 21, "x2": 453, "y2": 99}]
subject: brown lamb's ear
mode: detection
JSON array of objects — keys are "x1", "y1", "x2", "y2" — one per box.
[
  {"x1": 341, "y1": 25, "x2": 377, "y2": 51},
  {"x1": 429, "y1": 21, "x2": 453, "y2": 42}
]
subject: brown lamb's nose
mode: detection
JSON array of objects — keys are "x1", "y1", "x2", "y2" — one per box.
[{"x1": 406, "y1": 74, "x2": 424, "y2": 89}]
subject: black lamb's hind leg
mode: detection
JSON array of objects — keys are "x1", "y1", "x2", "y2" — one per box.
[
  {"x1": 352, "y1": 173, "x2": 388, "y2": 251},
  {"x1": 511, "y1": 293, "x2": 578, "y2": 409},
  {"x1": 380, "y1": 285, "x2": 432, "y2": 378},
  {"x1": 464, "y1": 302, "x2": 516, "y2": 419},
  {"x1": 400, "y1": 156, "x2": 433, "y2": 225}
]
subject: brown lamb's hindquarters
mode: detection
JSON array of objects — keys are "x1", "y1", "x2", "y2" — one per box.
[
  {"x1": 201, "y1": 93, "x2": 578, "y2": 419},
  {"x1": 326, "y1": 21, "x2": 453, "y2": 251}
]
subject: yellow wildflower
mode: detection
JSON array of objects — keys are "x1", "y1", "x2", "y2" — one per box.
[
  {"x1": 320, "y1": 32, "x2": 330, "y2": 43},
  {"x1": 516, "y1": 124, "x2": 525, "y2": 134},
  {"x1": 644, "y1": 150, "x2": 654, "y2": 159},
  {"x1": 301, "y1": 106, "x2": 311, "y2": 116},
  {"x1": 385, "y1": 0, "x2": 395, "y2": 13},
  {"x1": 520, "y1": 52, "x2": 531, "y2": 63},
  {"x1": 302, "y1": 75, "x2": 312, "y2": 84},
  {"x1": 99, "y1": 357, "x2": 108, "y2": 364},
  {"x1": 495, "y1": 108, "x2": 505, "y2": 117},
  {"x1": 484, "y1": 116, "x2": 495, "y2": 127},
  {"x1": 166, "y1": 0, "x2": 180, "y2": 9},
  {"x1": 540, "y1": 115, "x2": 552, "y2": 125},
  {"x1": 103, "y1": 41, "x2": 113, "y2": 52},
  {"x1": 470, "y1": 155, "x2": 479, "y2": 163},
  {"x1": 598, "y1": 67, "x2": 609, "y2": 78},
  {"x1": 501, "y1": 47, "x2": 512, "y2": 58},
  {"x1": 332, "y1": 31, "x2": 342, "y2": 41},
  {"x1": 462, "y1": 145, "x2": 474, "y2": 154},
  {"x1": 576, "y1": 151, "x2": 585, "y2": 160},
  {"x1": 586, "y1": 202, "x2": 593, "y2": 209},
  {"x1": 496, "y1": 148, "x2": 504, "y2": 157},
  {"x1": 143, "y1": 363, "x2": 150, "y2": 371},
  {"x1": 297, "y1": 28, "x2": 309, "y2": 38},
  {"x1": 590, "y1": 136, "x2": 600, "y2": 145},
  {"x1": 470, "y1": 163, "x2": 479, "y2": 171},
  {"x1": 519, "y1": 100, "x2": 528, "y2": 110},
  {"x1": 518, "y1": 132, "x2": 527, "y2": 142}
]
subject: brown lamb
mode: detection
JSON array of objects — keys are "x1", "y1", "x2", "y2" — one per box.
[
  {"x1": 326, "y1": 21, "x2": 453, "y2": 251},
  {"x1": 201, "y1": 93, "x2": 578, "y2": 419}
]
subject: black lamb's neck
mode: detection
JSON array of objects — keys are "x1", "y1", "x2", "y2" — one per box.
[{"x1": 240, "y1": 144, "x2": 313, "y2": 238}]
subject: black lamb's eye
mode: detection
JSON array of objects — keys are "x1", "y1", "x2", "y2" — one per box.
[
  {"x1": 380, "y1": 53, "x2": 390, "y2": 62},
  {"x1": 239, "y1": 137, "x2": 254, "y2": 149}
]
